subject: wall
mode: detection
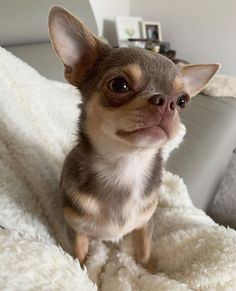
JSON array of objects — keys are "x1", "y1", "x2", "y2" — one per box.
[
  {"x1": 130, "y1": 0, "x2": 236, "y2": 76},
  {"x1": 89, "y1": 0, "x2": 130, "y2": 35}
]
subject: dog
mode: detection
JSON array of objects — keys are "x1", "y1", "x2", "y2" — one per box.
[{"x1": 48, "y1": 6, "x2": 219, "y2": 272}]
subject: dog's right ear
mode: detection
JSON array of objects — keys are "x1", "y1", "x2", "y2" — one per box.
[{"x1": 48, "y1": 6, "x2": 111, "y2": 86}]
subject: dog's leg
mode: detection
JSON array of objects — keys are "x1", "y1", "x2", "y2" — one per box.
[
  {"x1": 132, "y1": 220, "x2": 156, "y2": 273},
  {"x1": 64, "y1": 206, "x2": 89, "y2": 265},
  {"x1": 66, "y1": 224, "x2": 89, "y2": 265},
  {"x1": 74, "y1": 233, "x2": 89, "y2": 264}
]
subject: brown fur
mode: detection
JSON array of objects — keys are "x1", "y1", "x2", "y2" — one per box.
[{"x1": 61, "y1": 141, "x2": 162, "y2": 227}]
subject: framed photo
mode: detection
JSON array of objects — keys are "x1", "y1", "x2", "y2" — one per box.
[
  {"x1": 115, "y1": 16, "x2": 143, "y2": 47},
  {"x1": 142, "y1": 21, "x2": 162, "y2": 42}
]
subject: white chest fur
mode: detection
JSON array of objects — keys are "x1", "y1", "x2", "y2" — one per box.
[
  {"x1": 95, "y1": 149, "x2": 156, "y2": 194},
  {"x1": 93, "y1": 149, "x2": 159, "y2": 241}
]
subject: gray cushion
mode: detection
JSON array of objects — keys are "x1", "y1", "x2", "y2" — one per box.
[
  {"x1": 6, "y1": 42, "x2": 64, "y2": 82},
  {"x1": 167, "y1": 94, "x2": 236, "y2": 210},
  {"x1": 208, "y1": 151, "x2": 236, "y2": 229},
  {"x1": 0, "y1": 0, "x2": 98, "y2": 46}
]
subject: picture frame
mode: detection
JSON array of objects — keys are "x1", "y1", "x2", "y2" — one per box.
[
  {"x1": 115, "y1": 16, "x2": 143, "y2": 47},
  {"x1": 142, "y1": 21, "x2": 162, "y2": 42}
]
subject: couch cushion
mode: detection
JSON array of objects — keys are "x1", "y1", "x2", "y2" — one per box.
[
  {"x1": 0, "y1": 0, "x2": 98, "y2": 46},
  {"x1": 167, "y1": 94, "x2": 236, "y2": 210},
  {"x1": 6, "y1": 42, "x2": 64, "y2": 82}
]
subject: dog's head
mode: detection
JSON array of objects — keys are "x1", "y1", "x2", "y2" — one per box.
[{"x1": 49, "y1": 6, "x2": 220, "y2": 151}]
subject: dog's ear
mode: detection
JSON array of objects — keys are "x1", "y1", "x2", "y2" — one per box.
[
  {"x1": 48, "y1": 6, "x2": 111, "y2": 85},
  {"x1": 179, "y1": 64, "x2": 221, "y2": 97}
]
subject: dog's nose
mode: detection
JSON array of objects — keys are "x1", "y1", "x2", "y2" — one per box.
[
  {"x1": 148, "y1": 94, "x2": 176, "y2": 112},
  {"x1": 148, "y1": 94, "x2": 165, "y2": 106}
]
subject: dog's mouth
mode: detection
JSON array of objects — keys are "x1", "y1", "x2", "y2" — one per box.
[{"x1": 117, "y1": 125, "x2": 168, "y2": 140}]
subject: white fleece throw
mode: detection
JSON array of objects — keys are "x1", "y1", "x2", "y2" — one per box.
[
  {"x1": 0, "y1": 46, "x2": 236, "y2": 291},
  {"x1": 202, "y1": 73, "x2": 236, "y2": 98}
]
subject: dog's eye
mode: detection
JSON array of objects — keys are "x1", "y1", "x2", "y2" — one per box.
[
  {"x1": 176, "y1": 94, "x2": 189, "y2": 109},
  {"x1": 108, "y1": 78, "x2": 130, "y2": 93}
]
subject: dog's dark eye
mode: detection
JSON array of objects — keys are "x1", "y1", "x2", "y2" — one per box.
[
  {"x1": 177, "y1": 94, "x2": 189, "y2": 109},
  {"x1": 108, "y1": 78, "x2": 130, "y2": 93}
]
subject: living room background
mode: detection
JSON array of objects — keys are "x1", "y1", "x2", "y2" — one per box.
[{"x1": 90, "y1": 0, "x2": 236, "y2": 76}]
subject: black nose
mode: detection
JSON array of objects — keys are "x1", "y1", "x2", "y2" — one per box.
[{"x1": 148, "y1": 94, "x2": 165, "y2": 106}]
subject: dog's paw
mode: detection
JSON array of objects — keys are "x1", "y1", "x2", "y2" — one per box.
[{"x1": 141, "y1": 256, "x2": 158, "y2": 274}]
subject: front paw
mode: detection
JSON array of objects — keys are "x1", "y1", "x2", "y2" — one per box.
[{"x1": 141, "y1": 256, "x2": 158, "y2": 274}]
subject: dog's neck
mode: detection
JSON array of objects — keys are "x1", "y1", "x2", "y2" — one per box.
[
  {"x1": 79, "y1": 129, "x2": 162, "y2": 195},
  {"x1": 84, "y1": 126, "x2": 159, "y2": 167}
]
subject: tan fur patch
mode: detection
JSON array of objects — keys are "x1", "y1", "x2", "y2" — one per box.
[
  {"x1": 132, "y1": 224, "x2": 152, "y2": 264},
  {"x1": 73, "y1": 192, "x2": 100, "y2": 216},
  {"x1": 85, "y1": 93, "x2": 132, "y2": 152},
  {"x1": 64, "y1": 192, "x2": 100, "y2": 221},
  {"x1": 85, "y1": 94, "x2": 104, "y2": 141},
  {"x1": 123, "y1": 64, "x2": 143, "y2": 83},
  {"x1": 74, "y1": 234, "x2": 89, "y2": 263},
  {"x1": 173, "y1": 76, "x2": 184, "y2": 92},
  {"x1": 63, "y1": 206, "x2": 79, "y2": 229}
]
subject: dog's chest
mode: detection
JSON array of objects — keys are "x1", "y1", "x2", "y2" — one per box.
[
  {"x1": 96, "y1": 153, "x2": 151, "y2": 194},
  {"x1": 92, "y1": 151, "x2": 160, "y2": 240}
]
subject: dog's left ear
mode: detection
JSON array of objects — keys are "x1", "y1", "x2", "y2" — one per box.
[
  {"x1": 179, "y1": 64, "x2": 221, "y2": 97},
  {"x1": 48, "y1": 6, "x2": 111, "y2": 86}
]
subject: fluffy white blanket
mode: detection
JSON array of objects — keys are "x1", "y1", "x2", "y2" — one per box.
[
  {"x1": 1, "y1": 46, "x2": 236, "y2": 290},
  {"x1": 202, "y1": 74, "x2": 236, "y2": 98}
]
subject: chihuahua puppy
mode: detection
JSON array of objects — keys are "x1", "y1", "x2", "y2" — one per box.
[{"x1": 48, "y1": 6, "x2": 219, "y2": 271}]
